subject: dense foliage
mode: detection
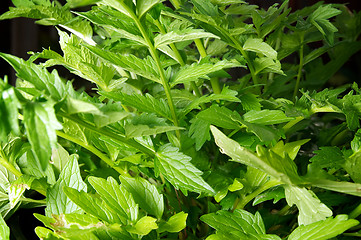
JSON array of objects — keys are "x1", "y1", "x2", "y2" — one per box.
[{"x1": 0, "y1": 0, "x2": 361, "y2": 239}]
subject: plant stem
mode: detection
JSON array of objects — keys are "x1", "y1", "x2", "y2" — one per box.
[
  {"x1": 194, "y1": 39, "x2": 207, "y2": 58},
  {"x1": 228, "y1": 35, "x2": 260, "y2": 94},
  {"x1": 350, "y1": 201, "x2": 361, "y2": 219},
  {"x1": 56, "y1": 130, "x2": 127, "y2": 175},
  {"x1": 0, "y1": 149, "x2": 22, "y2": 178},
  {"x1": 154, "y1": 20, "x2": 203, "y2": 100},
  {"x1": 235, "y1": 179, "x2": 282, "y2": 209},
  {"x1": 194, "y1": 38, "x2": 223, "y2": 95},
  {"x1": 58, "y1": 112, "x2": 155, "y2": 157},
  {"x1": 293, "y1": 33, "x2": 305, "y2": 100},
  {"x1": 129, "y1": 11, "x2": 180, "y2": 139}
]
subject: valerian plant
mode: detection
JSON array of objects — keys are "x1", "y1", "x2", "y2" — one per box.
[{"x1": 0, "y1": 0, "x2": 361, "y2": 239}]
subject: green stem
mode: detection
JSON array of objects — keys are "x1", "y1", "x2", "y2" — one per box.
[
  {"x1": 227, "y1": 35, "x2": 260, "y2": 94},
  {"x1": 0, "y1": 149, "x2": 22, "y2": 178},
  {"x1": 19, "y1": 197, "x2": 46, "y2": 205},
  {"x1": 129, "y1": 8, "x2": 180, "y2": 139},
  {"x1": 154, "y1": 20, "x2": 203, "y2": 100},
  {"x1": 350, "y1": 201, "x2": 361, "y2": 219},
  {"x1": 194, "y1": 39, "x2": 207, "y2": 58},
  {"x1": 58, "y1": 112, "x2": 155, "y2": 157},
  {"x1": 278, "y1": 205, "x2": 291, "y2": 216},
  {"x1": 236, "y1": 179, "x2": 281, "y2": 209},
  {"x1": 56, "y1": 130, "x2": 127, "y2": 175},
  {"x1": 293, "y1": 33, "x2": 305, "y2": 100},
  {"x1": 194, "y1": 39, "x2": 223, "y2": 96}
]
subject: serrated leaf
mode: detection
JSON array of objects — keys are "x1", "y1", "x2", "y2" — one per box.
[
  {"x1": 87, "y1": 46, "x2": 161, "y2": 83},
  {"x1": 125, "y1": 124, "x2": 183, "y2": 138},
  {"x1": 180, "y1": 87, "x2": 241, "y2": 118},
  {"x1": 45, "y1": 156, "x2": 87, "y2": 217},
  {"x1": 0, "y1": 53, "x2": 68, "y2": 101},
  {"x1": 243, "y1": 38, "x2": 277, "y2": 60},
  {"x1": 309, "y1": 146, "x2": 344, "y2": 169},
  {"x1": 201, "y1": 209, "x2": 280, "y2": 239},
  {"x1": 88, "y1": 176, "x2": 138, "y2": 223},
  {"x1": 155, "y1": 144, "x2": 215, "y2": 195},
  {"x1": 76, "y1": 6, "x2": 145, "y2": 45},
  {"x1": 308, "y1": 5, "x2": 342, "y2": 45},
  {"x1": 284, "y1": 185, "x2": 332, "y2": 226},
  {"x1": 63, "y1": 187, "x2": 121, "y2": 224},
  {"x1": 23, "y1": 101, "x2": 62, "y2": 171},
  {"x1": 171, "y1": 60, "x2": 243, "y2": 86},
  {"x1": 189, "y1": 118, "x2": 211, "y2": 150},
  {"x1": 243, "y1": 110, "x2": 294, "y2": 125},
  {"x1": 119, "y1": 176, "x2": 164, "y2": 219},
  {"x1": 154, "y1": 28, "x2": 218, "y2": 48},
  {"x1": 100, "y1": 92, "x2": 171, "y2": 120},
  {"x1": 197, "y1": 105, "x2": 240, "y2": 129},
  {"x1": 288, "y1": 215, "x2": 359, "y2": 240},
  {"x1": 254, "y1": 57, "x2": 284, "y2": 75},
  {"x1": 158, "y1": 212, "x2": 187, "y2": 233}
]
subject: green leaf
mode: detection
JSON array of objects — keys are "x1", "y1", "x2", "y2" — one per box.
[
  {"x1": 51, "y1": 144, "x2": 72, "y2": 177},
  {"x1": 158, "y1": 212, "x2": 187, "y2": 233},
  {"x1": 284, "y1": 185, "x2": 332, "y2": 226},
  {"x1": 125, "y1": 124, "x2": 183, "y2": 138},
  {"x1": 189, "y1": 118, "x2": 211, "y2": 151},
  {"x1": 171, "y1": 60, "x2": 243, "y2": 86},
  {"x1": 45, "y1": 156, "x2": 87, "y2": 217},
  {"x1": 155, "y1": 144, "x2": 215, "y2": 195},
  {"x1": 100, "y1": 92, "x2": 172, "y2": 120},
  {"x1": 243, "y1": 110, "x2": 294, "y2": 125},
  {"x1": 126, "y1": 216, "x2": 158, "y2": 235},
  {"x1": 196, "y1": 105, "x2": 240, "y2": 129},
  {"x1": 76, "y1": 6, "x2": 145, "y2": 45},
  {"x1": 345, "y1": 152, "x2": 361, "y2": 183},
  {"x1": 253, "y1": 186, "x2": 285, "y2": 205},
  {"x1": 136, "y1": 0, "x2": 162, "y2": 18},
  {"x1": 180, "y1": 87, "x2": 241, "y2": 118},
  {"x1": 18, "y1": 150, "x2": 56, "y2": 185},
  {"x1": 154, "y1": 28, "x2": 218, "y2": 48},
  {"x1": 0, "y1": 215, "x2": 9, "y2": 240},
  {"x1": 309, "y1": 146, "x2": 344, "y2": 169},
  {"x1": 308, "y1": 5, "x2": 342, "y2": 45},
  {"x1": 8, "y1": 175, "x2": 34, "y2": 209},
  {"x1": 201, "y1": 209, "x2": 280, "y2": 239},
  {"x1": 88, "y1": 176, "x2": 138, "y2": 223},
  {"x1": 243, "y1": 38, "x2": 277, "y2": 60},
  {"x1": 253, "y1": 57, "x2": 284, "y2": 75},
  {"x1": 0, "y1": 83, "x2": 20, "y2": 141},
  {"x1": 63, "y1": 187, "x2": 121, "y2": 224},
  {"x1": 23, "y1": 101, "x2": 62, "y2": 171},
  {"x1": 119, "y1": 176, "x2": 164, "y2": 219},
  {"x1": 288, "y1": 215, "x2": 359, "y2": 240},
  {"x1": 211, "y1": 126, "x2": 302, "y2": 185},
  {"x1": 0, "y1": 52, "x2": 68, "y2": 101},
  {"x1": 86, "y1": 46, "x2": 161, "y2": 84}
]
